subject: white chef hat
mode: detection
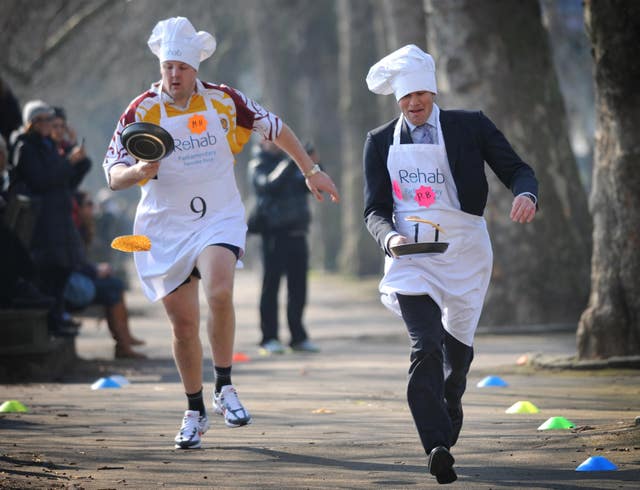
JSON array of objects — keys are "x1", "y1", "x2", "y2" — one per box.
[
  {"x1": 366, "y1": 44, "x2": 437, "y2": 100},
  {"x1": 147, "y1": 17, "x2": 216, "y2": 71}
]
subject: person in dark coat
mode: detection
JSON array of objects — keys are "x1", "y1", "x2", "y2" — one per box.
[
  {"x1": 248, "y1": 140, "x2": 319, "y2": 355},
  {"x1": 0, "y1": 134, "x2": 53, "y2": 310},
  {"x1": 10, "y1": 100, "x2": 91, "y2": 336},
  {"x1": 0, "y1": 77, "x2": 22, "y2": 144}
]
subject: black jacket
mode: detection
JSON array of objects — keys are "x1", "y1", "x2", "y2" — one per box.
[
  {"x1": 363, "y1": 109, "x2": 538, "y2": 252},
  {"x1": 248, "y1": 150, "x2": 310, "y2": 234},
  {"x1": 11, "y1": 131, "x2": 90, "y2": 268}
]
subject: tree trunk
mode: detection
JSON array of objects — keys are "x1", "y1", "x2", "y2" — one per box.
[
  {"x1": 245, "y1": 1, "x2": 344, "y2": 270},
  {"x1": 337, "y1": 0, "x2": 384, "y2": 275},
  {"x1": 539, "y1": 0, "x2": 595, "y2": 192},
  {"x1": 294, "y1": 3, "x2": 343, "y2": 271},
  {"x1": 245, "y1": 0, "x2": 299, "y2": 124},
  {"x1": 426, "y1": 0, "x2": 592, "y2": 327},
  {"x1": 577, "y1": 0, "x2": 640, "y2": 358},
  {"x1": 376, "y1": 0, "x2": 428, "y2": 121},
  {"x1": 380, "y1": 0, "x2": 427, "y2": 50}
]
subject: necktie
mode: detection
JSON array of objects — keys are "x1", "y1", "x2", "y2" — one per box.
[{"x1": 413, "y1": 124, "x2": 434, "y2": 144}]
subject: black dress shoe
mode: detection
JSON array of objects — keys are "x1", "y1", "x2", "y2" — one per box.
[{"x1": 428, "y1": 446, "x2": 457, "y2": 484}]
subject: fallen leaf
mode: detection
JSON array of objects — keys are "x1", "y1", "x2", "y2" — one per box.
[{"x1": 312, "y1": 408, "x2": 334, "y2": 414}]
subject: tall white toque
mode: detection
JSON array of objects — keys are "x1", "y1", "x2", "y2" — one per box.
[
  {"x1": 147, "y1": 17, "x2": 217, "y2": 70},
  {"x1": 366, "y1": 44, "x2": 437, "y2": 100}
]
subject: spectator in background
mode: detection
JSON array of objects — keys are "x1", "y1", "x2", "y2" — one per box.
[
  {"x1": 65, "y1": 190, "x2": 146, "y2": 359},
  {"x1": 93, "y1": 188, "x2": 133, "y2": 280},
  {"x1": 0, "y1": 222, "x2": 54, "y2": 311},
  {"x1": 248, "y1": 140, "x2": 319, "y2": 355},
  {"x1": 0, "y1": 77, "x2": 22, "y2": 144},
  {"x1": 48, "y1": 105, "x2": 94, "y2": 330},
  {"x1": 10, "y1": 100, "x2": 91, "y2": 337},
  {"x1": 50, "y1": 106, "x2": 90, "y2": 168},
  {"x1": 1, "y1": 133, "x2": 52, "y2": 310},
  {"x1": 0, "y1": 134, "x2": 8, "y2": 199},
  {"x1": 50, "y1": 107, "x2": 76, "y2": 153}
]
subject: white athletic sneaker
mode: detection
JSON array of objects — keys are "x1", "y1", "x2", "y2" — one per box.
[
  {"x1": 290, "y1": 339, "x2": 320, "y2": 353},
  {"x1": 174, "y1": 410, "x2": 209, "y2": 449},
  {"x1": 259, "y1": 339, "x2": 286, "y2": 356},
  {"x1": 199, "y1": 413, "x2": 210, "y2": 436},
  {"x1": 213, "y1": 385, "x2": 252, "y2": 427}
]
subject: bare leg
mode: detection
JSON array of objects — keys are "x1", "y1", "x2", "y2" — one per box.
[
  {"x1": 115, "y1": 294, "x2": 145, "y2": 345},
  {"x1": 162, "y1": 278, "x2": 203, "y2": 394},
  {"x1": 106, "y1": 299, "x2": 146, "y2": 358},
  {"x1": 196, "y1": 246, "x2": 237, "y2": 368}
]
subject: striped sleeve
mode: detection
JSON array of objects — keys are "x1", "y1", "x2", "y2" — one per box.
[
  {"x1": 218, "y1": 85, "x2": 282, "y2": 141},
  {"x1": 102, "y1": 91, "x2": 156, "y2": 181}
]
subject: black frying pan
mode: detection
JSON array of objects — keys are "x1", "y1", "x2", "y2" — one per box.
[
  {"x1": 390, "y1": 242, "x2": 449, "y2": 256},
  {"x1": 121, "y1": 122, "x2": 174, "y2": 162},
  {"x1": 392, "y1": 216, "x2": 449, "y2": 256}
]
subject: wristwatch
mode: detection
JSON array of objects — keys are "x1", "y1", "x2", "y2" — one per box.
[{"x1": 302, "y1": 164, "x2": 321, "y2": 178}]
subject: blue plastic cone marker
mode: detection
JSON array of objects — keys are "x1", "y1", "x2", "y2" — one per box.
[
  {"x1": 0, "y1": 400, "x2": 28, "y2": 413},
  {"x1": 505, "y1": 400, "x2": 539, "y2": 414},
  {"x1": 575, "y1": 456, "x2": 618, "y2": 471},
  {"x1": 108, "y1": 375, "x2": 130, "y2": 386},
  {"x1": 91, "y1": 377, "x2": 122, "y2": 390},
  {"x1": 537, "y1": 416, "x2": 574, "y2": 430},
  {"x1": 477, "y1": 375, "x2": 509, "y2": 388}
]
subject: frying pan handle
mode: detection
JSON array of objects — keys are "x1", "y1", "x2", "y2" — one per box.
[
  {"x1": 137, "y1": 173, "x2": 159, "y2": 186},
  {"x1": 137, "y1": 173, "x2": 159, "y2": 185}
]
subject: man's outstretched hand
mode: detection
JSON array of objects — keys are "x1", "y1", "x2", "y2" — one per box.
[
  {"x1": 510, "y1": 194, "x2": 536, "y2": 223},
  {"x1": 306, "y1": 171, "x2": 340, "y2": 203}
]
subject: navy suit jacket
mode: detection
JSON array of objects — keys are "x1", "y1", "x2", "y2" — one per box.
[{"x1": 363, "y1": 109, "x2": 538, "y2": 253}]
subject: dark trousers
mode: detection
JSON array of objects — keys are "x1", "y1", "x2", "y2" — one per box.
[
  {"x1": 0, "y1": 223, "x2": 34, "y2": 304},
  {"x1": 397, "y1": 294, "x2": 474, "y2": 454},
  {"x1": 259, "y1": 233, "x2": 309, "y2": 345},
  {"x1": 38, "y1": 265, "x2": 71, "y2": 332}
]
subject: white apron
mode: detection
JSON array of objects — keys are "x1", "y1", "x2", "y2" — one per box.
[
  {"x1": 133, "y1": 95, "x2": 246, "y2": 301},
  {"x1": 379, "y1": 110, "x2": 493, "y2": 346}
]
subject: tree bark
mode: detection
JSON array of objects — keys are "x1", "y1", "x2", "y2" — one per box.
[
  {"x1": 375, "y1": 0, "x2": 428, "y2": 121},
  {"x1": 245, "y1": 0, "x2": 299, "y2": 124},
  {"x1": 380, "y1": 0, "x2": 427, "y2": 50},
  {"x1": 577, "y1": 0, "x2": 640, "y2": 358},
  {"x1": 540, "y1": 0, "x2": 595, "y2": 192},
  {"x1": 337, "y1": 0, "x2": 385, "y2": 275},
  {"x1": 426, "y1": 0, "x2": 592, "y2": 327}
]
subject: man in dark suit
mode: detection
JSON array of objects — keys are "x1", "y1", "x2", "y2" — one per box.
[{"x1": 363, "y1": 45, "x2": 538, "y2": 484}]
